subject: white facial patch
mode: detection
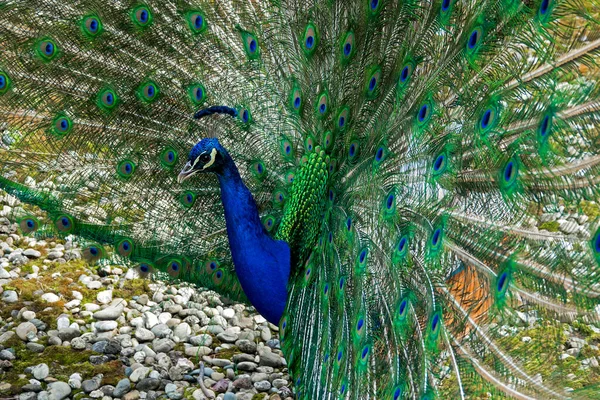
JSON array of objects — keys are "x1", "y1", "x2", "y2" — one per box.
[{"x1": 202, "y1": 148, "x2": 217, "y2": 170}]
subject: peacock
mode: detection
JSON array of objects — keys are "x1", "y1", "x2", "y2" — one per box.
[{"x1": 1, "y1": 0, "x2": 600, "y2": 398}]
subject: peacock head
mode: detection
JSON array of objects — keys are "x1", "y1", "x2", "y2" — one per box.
[{"x1": 177, "y1": 138, "x2": 228, "y2": 183}]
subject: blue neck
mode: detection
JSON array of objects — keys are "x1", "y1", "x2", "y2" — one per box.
[{"x1": 217, "y1": 154, "x2": 290, "y2": 324}]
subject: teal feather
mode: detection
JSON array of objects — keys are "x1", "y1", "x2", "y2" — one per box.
[{"x1": 1, "y1": 0, "x2": 600, "y2": 398}]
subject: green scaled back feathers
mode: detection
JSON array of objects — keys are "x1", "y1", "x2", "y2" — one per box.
[{"x1": 1, "y1": 0, "x2": 600, "y2": 399}]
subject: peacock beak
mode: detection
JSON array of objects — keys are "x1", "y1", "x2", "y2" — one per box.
[{"x1": 177, "y1": 161, "x2": 196, "y2": 184}]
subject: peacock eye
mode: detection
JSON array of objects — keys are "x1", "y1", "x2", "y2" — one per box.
[{"x1": 200, "y1": 154, "x2": 211, "y2": 162}]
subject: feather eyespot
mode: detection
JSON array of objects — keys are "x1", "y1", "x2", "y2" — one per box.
[
  {"x1": 97, "y1": 88, "x2": 118, "y2": 110},
  {"x1": 432, "y1": 228, "x2": 442, "y2": 246},
  {"x1": 117, "y1": 160, "x2": 135, "y2": 179},
  {"x1": 386, "y1": 193, "x2": 395, "y2": 209},
  {"x1": 0, "y1": 72, "x2": 10, "y2": 94},
  {"x1": 393, "y1": 387, "x2": 402, "y2": 400},
  {"x1": 167, "y1": 259, "x2": 182, "y2": 277},
  {"x1": 186, "y1": 11, "x2": 207, "y2": 33},
  {"x1": 497, "y1": 271, "x2": 509, "y2": 294},
  {"x1": 238, "y1": 107, "x2": 251, "y2": 123},
  {"x1": 273, "y1": 189, "x2": 286, "y2": 205},
  {"x1": 305, "y1": 136, "x2": 314, "y2": 152},
  {"x1": 356, "y1": 248, "x2": 368, "y2": 272},
  {"x1": 240, "y1": 31, "x2": 259, "y2": 59},
  {"x1": 55, "y1": 214, "x2": 75, "y2": 233},
  {"x1": 340, "y1": 31, "x2": 355, "y2": 61},
  {"x1": 365, "y1": 67, "x2": 381, "y2": 98},
  {"x1": 280, "y1": 138, "x2": 293, "y2": 158},
  {"x1": 262, "y1": 215, "x2": 275, "y2": 231},
  {"x1": 500, "y1": 158, "x2": 520, "y2": 192},
  {"x1": 361, "y1": 345, "x2": 370, "y2": 360},
  {"x1": 290, "y1": 86, "x2": 302, "y2": 112},
  {"x1": 81, "y1": 15, "x2": 103, "y2": 37},
  {"x1": 302, "y1": 23, "x2": 318, "y2": 55},
  {"x1": 538, "y1": 114, "x2": 552, "y2": 144},
  {"x1": 432, "y1": 153, "x2": 448, "y2": 175},
  {"x1": 538, "y1": 0, "x2": 554, "y2": 20},
  {"x1": 316, "y1": 92, "x2": 329, "y2": 116},
  {"x1": 337, "y1": 107, "x2": 350, "y2": 130},
  {"x1": 441, "y1": 0, "x2": 451, "y2": 12},
  {"x1": 180, "y1": 191, "x2": 196, "y2": 208},
  {"x1": 19, "y1": 217, "x2": 39, "y2": 234},
  {"x1": 36, "y1": 38, "x2": 59, "y2": 61},
  {"x1": 398, "y1": 237, "x2": 407, "y2": 252},
  {"x1": 418, "y1": 103, "x2": 430, "y2": 123},
  {"x1": 83, "y1": 244, "x2": 105, "y2": 262},
  {"x1": 593, "y1": 229, "x2": 600, "y2": 264},
  {"x1": 431, "y1": 313, "x2": 441, "y2": 333},
  {"x1": 132, "y1": 5, "x2": 152, "y2": 28},
  {"x1": 136, "y1": 261, "x2": 154, "y2": 278},
  {"x1": 467, "y1": 27, "x2": 483, "y2": 53},
  {"x1": 116, "y1": 238, "x2": 134, "y2": 257},
  {"x1": 160, "y1": 148, "x2": 177, "y2": 168},
  {"x1": 356, "y1": 318, "x2": 364, "y2": 332},
  {"x1": 138, "y1": 81, "x2": 159, "y2": 102},
  {"x1": 52, "y1": 114, "x2": 73, "y2": 136},
  {"x1": 398, "y1": 299, "x2": 408, "y2": 317},
  {"x1": 188, "y1": 84, "x2": 206, "y2": 105}
]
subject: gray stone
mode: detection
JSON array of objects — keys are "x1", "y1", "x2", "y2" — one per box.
[
  {"x1": 22, "y1": 383, "x2": 43, "y2": 392},
  {"x1": 217, "y1": 331, "x2": 238, "y2": 343},
  {"x1": 135, "y1": 327, "x2": 155, "y2": 342},
  {"x1": 70, "y1": 337, "x2": 87, "y2": 350},
  {"x1": 23, "y1": 249, "x2": 41, "y2": 258},
  {"x1": 26, "y1": 342, "x2": 45, "y2": 352},
  {"x1": 153, "y1": 338, "x2": 175, "y2": 353},
  {"x1": 0, "y1": 349, "x2": 15, "y2": 360},
  {"x1": 123, "y1": 390, "x2": 140, "y2": 400},
  {"x1": 47, "y1": 381, "x2": 72, "y2": 400},
  {"x1": 41, "y1": 293, "x2": 60, "y2": 303},
  {"x1": 48, "y1": 336, "x2": 62, "y2": 346},
  {"x1": 92, "y1": 340, "x2": 121, "y2": 355},
  {"x1": 18, "y1": 392, "x2": 37, "y2": 400},
  {"x1": 95, "y1": 321, "x2": 118, "y2": 331},
  {"x1": 135, "y1": 377, "x2": 160, "y2": 391},
  {"x1": 251, "y1": 373, "x2": 268, "y2": 383},
  {"x1": 57, "y1": 328, "x2": 81, "y2": 341},
  {"x1": 236, "y1": 361, "x2": 257, "y2": 372},
  {"x1": 31, "y1": 363, "x2": 49, "y2": 380},
  {"x1": 129, "y1": 366, "x2": 151, "y2": 383},
  {"x1": 0, "y1": 331, "x2": 15, "y2": 344},
  {"x1": 259, "y1": 351, "x2": 284, "y2": 368},
  {"x1": 94, "y1": 305, "x2": 124, "y2": 321},
  {"x1": 189, "y1": 334, "x2": 212, "y2": 347},
  {"x1": 113, "y1": 378, "x2": 132, "y2": 397},
  {"x1": 150, "y1": 323, "x2": 171, "y2": 338},
  {"x1": 173, "y1": 322, "x2": 191, "y2": 339},
  {"x1": 236, "y1": 339, "x2": 257, "y2": 354},
  {"x1": 233, "y1": 376, "x2": 253, "y2": 389},
  {"x1": 82, "y1": 375, "x2": 103, "y2": 393},
  {"x1": 254, "y1": 380, "x2": 271, "y2": 392},
  {"x1": 272, "y1": 378, "x2": 288, "y2": 388},
  {"x1": 16, "y1": 322, "x2": 37, "y2": 340}
]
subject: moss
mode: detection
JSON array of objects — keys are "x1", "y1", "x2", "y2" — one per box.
[
  {"x1": 581, "y1": 200, "x2": 600, "y2": 220},
  {"x1": 214, "y1": 345, "x2": 240, "y2": 360},
  {"x1": 252, "y1": 394, "x2": 267, "y2": 400},
  {"x1": 1, "y1": 344, "x2": 125, "y2": 393},
  {"x1": 113, "y1": 278, "x2": 150, "y2": 300},
  {"x1": 539, "y1": 221, "x2": 560, "y2": 232}
]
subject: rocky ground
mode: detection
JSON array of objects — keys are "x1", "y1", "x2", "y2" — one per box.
[
  {"x1": 1, "y1": 190, "x2": 600, "y2": 400},
  {"x1": 0, "y1": 193, "x2": 292, "y2": 400}
]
